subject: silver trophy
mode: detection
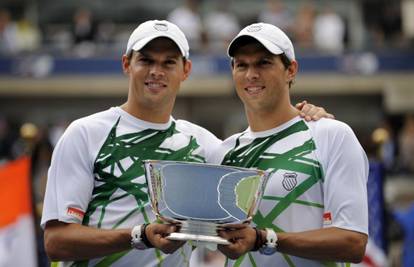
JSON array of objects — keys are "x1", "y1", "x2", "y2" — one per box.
[{"x1": 143, "y1": 160, "x2": 269, "y2": 246}]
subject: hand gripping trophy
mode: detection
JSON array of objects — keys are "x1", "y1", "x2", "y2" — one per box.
[{"x1": 144, "y1": 160, "x2": 270, "y2": 249}]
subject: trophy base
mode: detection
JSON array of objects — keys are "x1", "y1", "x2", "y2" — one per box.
[{"x1": 167, "y1": 232, "x2": 231, "y2": 245}]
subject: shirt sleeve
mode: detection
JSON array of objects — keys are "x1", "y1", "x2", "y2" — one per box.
[
  {"x1": 314, "y1": 119, "x2": 369, "y2": 235},
  {"x1": 40, "y1": 120, "x2": 94, "y2": 228}
]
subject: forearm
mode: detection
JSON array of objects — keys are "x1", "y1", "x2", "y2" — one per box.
[
  {"x1": 274, "y1": 227, "x2": 367, "y2": 263},
  {"x1": 44, "y1": 220, "x2": 132, "y2": 261}
]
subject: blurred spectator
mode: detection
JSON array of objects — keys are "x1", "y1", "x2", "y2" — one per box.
[
  {"x1": 293, "y1": 1, "x2": 316, "y2": 49},
  {"x1": 371, "y1": 121, "x2": 397, "y2": 172},
  {"x1": 313, "y1": 6, "x2": 345, "y2": 54},
  {"x1": 0, "y1": 8, "x2": 18, "y2": 55},
  {"x1": 167, "y1": 0, "x2": 205, "y2": 52},
  {"x1": 258, "y1": 0, "x2": 293, "y2": 34},
  {"x1": 362, "y1": 0, "x2": 403, "y2": 49},
  {"x1": 204, "y1": 0, "x2": 240, "y2": 53},
  {"x1": 380, "y1": 1, "x2": 403, "y2": 46},
  {"x1": 96, "y1": 20, "x2": 115, "y2": 45},
  {"x1": 14, "y1": 16, "x2": 41, "y2": 53},
  {"x1": 72, "y1": 8, "x2": 97, "y2": 44},
  {"x1": 71, "y1": 8, "x2": 98, "y2": 57},
  {"x1": 11, "y1": 122, "x2": 39, "y2": 158},
  {"x1": 0, "y1": 8, "x2": 41, "y2": 55},
  {"x1": 398, "y1": 114, "x2": 414, "y2": 173}
]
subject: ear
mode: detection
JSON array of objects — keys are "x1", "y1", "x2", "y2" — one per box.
[
  {"x1": 182, "y1": 59, "x2": 192, "y2": 81},
  {"x1": 286, "y1": 60, "x2": 298, "y2": 83},
  {"x1": 122, "y1": 54, "x2": 130, "y2": 75}
]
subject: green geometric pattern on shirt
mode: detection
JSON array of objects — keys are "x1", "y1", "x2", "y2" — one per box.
[
  {"x1": 72, "y1": 117, "x2": 204, "y2": 267},
  {"x1": 221, "y1": 120, "x2": 325, "y2": 267}
]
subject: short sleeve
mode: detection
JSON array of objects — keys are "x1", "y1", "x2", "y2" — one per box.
[
  {"x1": 313, "y1": 120, "x2": 369, "y2": 235},
  {"x1": 40, "y1": 121, "x2": 94, "y2": 228}
]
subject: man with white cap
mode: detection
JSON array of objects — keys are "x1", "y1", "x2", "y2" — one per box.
[
  {"x1": 40, "y1": 20, "x2": 332, "y2": 267},
  {"x1": 213, "y1": 23, "x2": 369, "y2": 266},
  {"x1": 41, "y1": 20, "x2": 221, "y2": 267}
]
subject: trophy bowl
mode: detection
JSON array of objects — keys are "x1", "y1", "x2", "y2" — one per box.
[{"x1": 143, "y1": 160, "x2": 270, "y2": 245}]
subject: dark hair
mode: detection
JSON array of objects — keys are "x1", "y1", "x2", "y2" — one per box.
[
  {"x1": 279, "y1": 53, "x2": 292, "y2": 69},
  {"x1": 279, "y1": 53, "x2": 294, "y2": 88}
]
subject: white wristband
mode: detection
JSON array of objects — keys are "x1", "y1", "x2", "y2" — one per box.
[
  {"x1": 265, "y1": 228, "x2": 277, "y2": 248},
  {"x1": 131, "y1": 224, "x2": 148, "y2": 250},
  {"x1": 259, "y1": 228, "x2": 278, "y2": 255}
]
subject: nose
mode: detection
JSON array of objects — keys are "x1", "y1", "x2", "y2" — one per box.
[
  {"x1": 149, "y1": 64, "x2": 165, "y2": 79},
  {"x1": 246, "y1": 66, "x2": 259, "y2": 81}
]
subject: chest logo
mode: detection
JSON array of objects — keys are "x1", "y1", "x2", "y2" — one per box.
[{"x1": 282, "y1": 172, "x2": 297, "y2": 191}]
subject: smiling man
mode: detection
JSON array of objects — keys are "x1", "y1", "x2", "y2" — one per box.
[
  {"x1": 40, "y1": 20, "x2": 334, "y2": 267},
  {"x1": 214, "y1": 23, "x2": 369, "y2": 267},
  {"x1": 40, "y1": 20, "x2": 223, "y2": 267}
]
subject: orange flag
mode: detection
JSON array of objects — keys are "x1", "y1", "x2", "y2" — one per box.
[{"x1": 0, "y1": 157, "x2": 37, "y2": 267}]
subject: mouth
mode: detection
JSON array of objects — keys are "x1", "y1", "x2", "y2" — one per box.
[
  {"x1": 245, "y1": 86, "x2": 265, "y2": 95},
  {"x1": 145, "y1": 81, "x2": 167, "y2": 92}
]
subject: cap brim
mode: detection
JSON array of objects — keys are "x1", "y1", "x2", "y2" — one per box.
[
  {"x1": 227, "y1": 34, "x2": 284, "y2": 57},
  {"x1": 129, "y1": 33, "x2": 187, "y2": 58}
]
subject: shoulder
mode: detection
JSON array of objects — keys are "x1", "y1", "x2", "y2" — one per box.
[
  {"x1": 56, "y1": 108, "x2": 119, "y2": 148},
  {"x1": 306, "y1": 118, "x2": 357, "y2": 143},
  {"x1": 74, "y1": 108, "x2": 119, "y2": 129},
  {"x1": 210, "y1": 131, "x2": 245, "y2": 164},
  {"x1": 66, "y1": 108, "x2": 119, "y2": 135},
  {"x1": 175, "y1": 119, "x2": 221, "y2": 142},
  {"x1": 222, "y1": 131, "x2": 244, "y2": 145},
  {"x1": 306, "y1": 118, "x2": 367, "y2": 170}
]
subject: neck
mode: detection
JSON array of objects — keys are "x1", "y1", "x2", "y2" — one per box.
[
  {"x1": 121, "y1": 101, "x2": 173, "y2": 124},
  {"x1": 246, "y1": 103, "x2": 300, "y2": 132}
]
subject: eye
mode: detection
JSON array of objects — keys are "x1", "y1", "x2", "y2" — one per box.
[
  {"x1": 235, "y1": 62, "x2": 247, "y2": 69},
  {"x1": 165, "y1": 59, "x2": 177, "y2": 65},
  {"x1": 258, "y1": 59, "x2": 272, "y2": 66},
  {"x1": 138, "y1": 57, "x2": 152, "y2": 64}
]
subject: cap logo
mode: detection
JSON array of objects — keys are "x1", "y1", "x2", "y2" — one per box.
[
  {"x1": 154, "y1": 23, "x2": 168, "y2": 31},
  {"x1": 247, "y1": 25, "x2": 262, "y2": 32}
]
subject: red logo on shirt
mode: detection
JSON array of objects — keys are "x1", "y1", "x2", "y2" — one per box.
[
  {"x1": 323, "y1": 212, "x2": 332, "y2": 225},
  {"x1": 67, "y1": 207, "x2": 85, "y2": 221}
]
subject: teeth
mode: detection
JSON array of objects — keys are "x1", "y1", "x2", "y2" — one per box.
[
  {"x1": 246, "y1": 87, "x2": 263, "y2": 93},
  {"x1": 146, "y1": 82, "x2": 164, "y2": 89}
]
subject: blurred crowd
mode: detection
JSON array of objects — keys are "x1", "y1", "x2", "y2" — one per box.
[
  {"x1": 369, "y1": 114, "x2": 414, "y2": 175},
  {"x1": 0, "y1": 0, "x2": 411, "y2": 58}
]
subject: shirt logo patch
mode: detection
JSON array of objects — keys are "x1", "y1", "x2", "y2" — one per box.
[
  {"x1": 67, "y1": 207, "x2": 85, "y2": 221},
  {"x1": 282, "y1": 172, "x2": 297, "y2": 191},
  {"x1": 323, "y1": 212, "x2": 332, "y2": 225}
]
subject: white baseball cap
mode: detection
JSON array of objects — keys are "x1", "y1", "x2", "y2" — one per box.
[
  {"x1": 125, "y1": 20, "x2": 190, "y2": 59},
  {"x1": 227, "y1": 23, "x2": 295, "y2": 61}
]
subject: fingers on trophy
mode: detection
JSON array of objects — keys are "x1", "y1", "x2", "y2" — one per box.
[{"x1": 144, "y1": 160, "x2": 269, "y2": 250}]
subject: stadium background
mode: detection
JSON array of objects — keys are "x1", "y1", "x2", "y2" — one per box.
[{"x1": 0, "y1": 0, "x2": 413, "y2": 266}]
